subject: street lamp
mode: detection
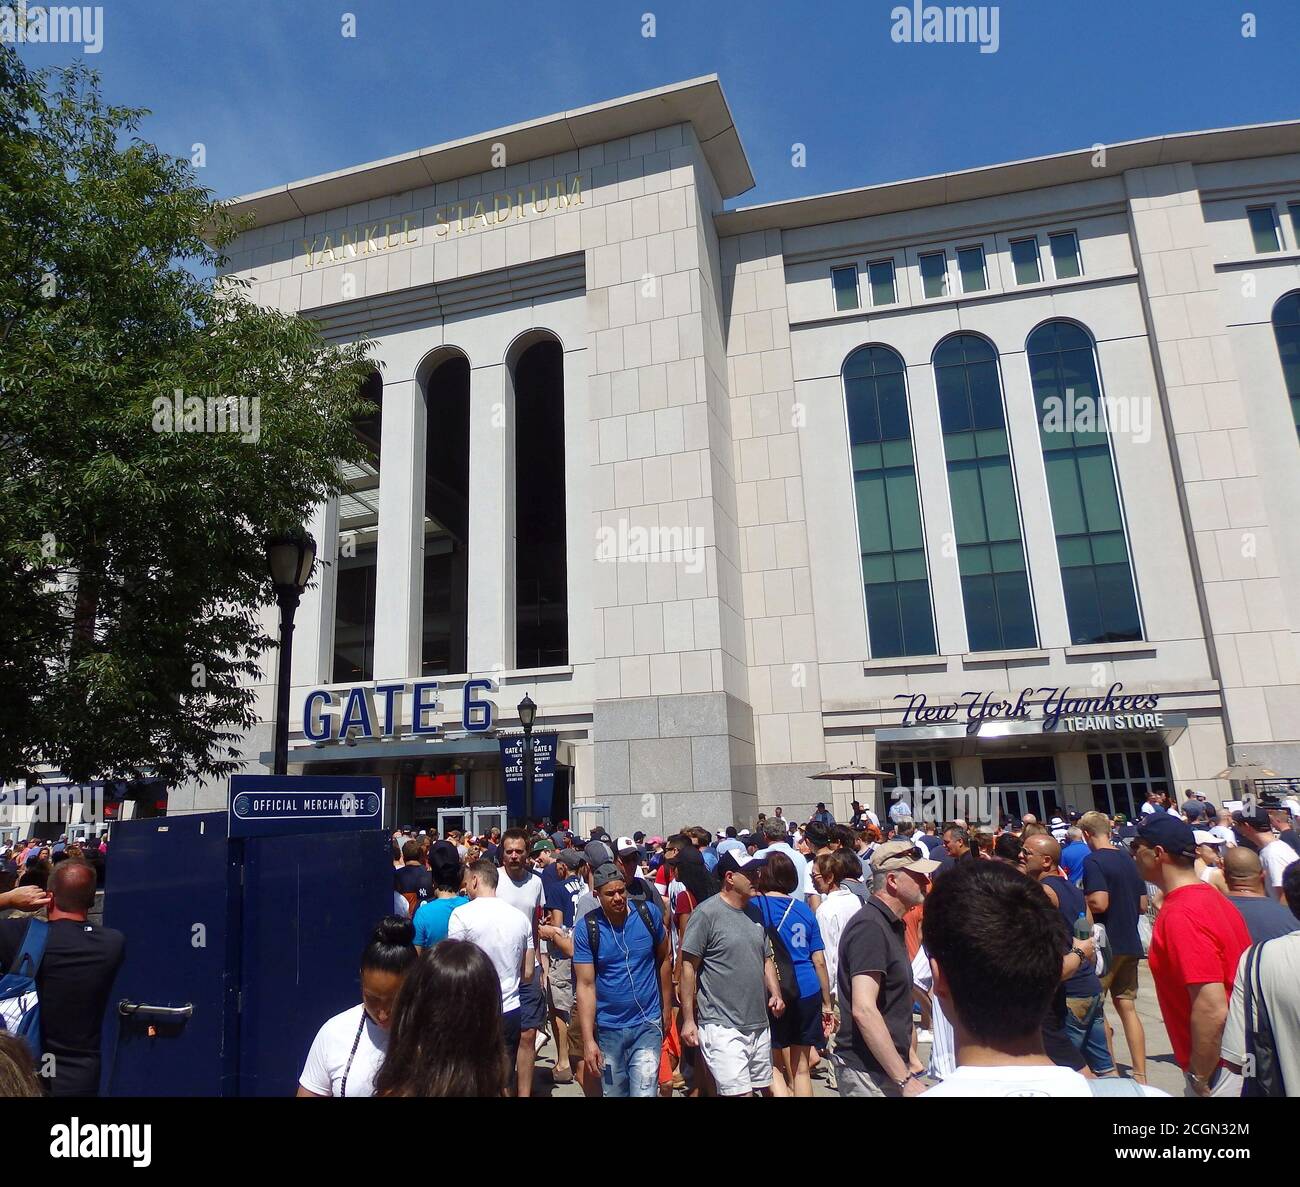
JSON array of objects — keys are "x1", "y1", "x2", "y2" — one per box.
[
  {"x1": 517, "y1": 693, "x2": 537, "y2": 825},
  {"x1": 267, "y1": 529, "x2": 317, "y2": 776}
]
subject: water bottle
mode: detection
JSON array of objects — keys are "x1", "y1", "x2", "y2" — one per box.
[{"x1": 1074, "y1": 911, "x2": 1090, "y2": 942}]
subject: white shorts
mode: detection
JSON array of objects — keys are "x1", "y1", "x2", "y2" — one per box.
[{"x1": 698, "y1": 1023, "x2": 772, "y2": 1096}]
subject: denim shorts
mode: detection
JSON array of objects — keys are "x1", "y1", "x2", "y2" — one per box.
[{"x1": 1065, "y1": 994, "x2": 1115, "y2": 1074}]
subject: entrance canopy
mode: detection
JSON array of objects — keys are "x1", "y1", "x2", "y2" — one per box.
[{"x1": 874, "y1": 713, "x2": 1188, "y2": 759}]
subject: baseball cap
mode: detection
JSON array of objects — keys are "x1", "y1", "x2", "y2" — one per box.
[
  {"x1": 1231, "y1": 806, "x2": 1272, "y2": 831},
  {"x1": 531, "y1": 838, "x2": 555, "y2": 853},
  {"x1": 870, "y1": 840, "x2": 941, "y2": 877},
  {"x1": 1193, "y1": 830, "x2": 1221, "y2": 847},
  {"x1": 592, "y1": 862, "x2": 626, "y2": 889},
  {"x1": 615, "y1": 836, "x2": 639, "y2": 856},
  {"x1": 557, "y1": 847, "x2": 585, "y2": 869},
  {"x1": 1137, "y1": 813, "x2": 1198, "y2": 858},
  {"x1": 1182, "y1": 800, "x2": 1206, "y2": 820},
  {"x1": 584, "y1": 839, "x2": 614, "y2": 867},
  {"x1": 648, "y1": 836, "x2": 664, "y2": 846},
  {"x1": 714, "y1": 851, "x2": 766, "y2": 880}
]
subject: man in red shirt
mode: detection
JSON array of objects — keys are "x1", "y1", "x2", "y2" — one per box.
[{"x1": 1132, "y1": 813, "x2": 1250, "y2": 1097}]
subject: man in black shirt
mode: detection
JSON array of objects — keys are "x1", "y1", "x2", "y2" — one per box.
[
  {"x1": 833, "y1": 840, "x2": 938, "y2": 1097},
  {"x1": 393, "y1": 840, "x2": 433, "y2": 913},
  {"x1": 0, "y1": 861, "x2": 125, "y2": 1096}
]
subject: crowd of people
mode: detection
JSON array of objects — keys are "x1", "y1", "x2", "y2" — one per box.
[{"x1": 289, "y1": 786, "x2": 1300, "y2": 1098}]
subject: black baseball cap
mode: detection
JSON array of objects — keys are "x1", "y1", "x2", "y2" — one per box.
[
  {"x1": 1137, "y1": 813, "x2": 1197, "y2": 859},
  {"x1": 1231, "y1": 806, "x2": 1272, "y2": 831}
]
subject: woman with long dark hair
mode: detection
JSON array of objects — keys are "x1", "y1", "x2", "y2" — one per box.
[
  {"x1": 373, "y1": 939, "x2": 509, "y2": 1097},
  {"x1": 296, "y1": 916, "x2": 417, "y2": 1097}
]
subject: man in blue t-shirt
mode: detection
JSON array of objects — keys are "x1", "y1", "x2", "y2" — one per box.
[
  {"x1": 1079, "y1": 810, "x2": 1150, "y2": 1085},
  {"x1": 572, "y1": 863, "x2": 672, "y2": 1098},
  {"x1": 1059, "y1": 826, "x2": 1090, "y2": 886}
]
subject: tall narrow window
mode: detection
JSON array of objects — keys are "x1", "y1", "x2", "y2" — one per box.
[
  {"x1": 1289, "y1": 203, "x2": 1300, "y2": 248},
  {"x1": 832, "y1": 265, "x2": 860, "y2": 311},
  {"x1": 933, "y1": 334, "x2": 1037, "y2": 652},
  {"x1": 844, "y1": 346, "x2": 936, "y2": 658},
  {"x1": 1248, "y1": 206, "x2": 1281, "y2": 254},
  {"x1": 333, "y1": 371, "x2": 383, "y2": 682},
  {"x1": 1272, "y1": 291, "x2": 1300, "y2": 442},
  {"x1": 1049, "y1": 231, "x2": 1082, "y2": 279},
  {"x1": 1027, "y1": 320, "x2": 1142, "y2": 644},
  {"x1": 919, "y1": 252, "x2": 949, "y2": 299},
  {"x1": 423, "y1": 352, "x2": 471, "y2": 675},
  {"x1": 957, "y1": 245, "x2": 987, "y2": 293},
  {"x1": 1010, "y1": 237, "x2": 1042, "y2": 285},
  {"x1": 868, "y1": 260, "x2": 897, "y2": 306},
  {"x1": 514, "y1": 336, "x2": 569, "y2": 668}
]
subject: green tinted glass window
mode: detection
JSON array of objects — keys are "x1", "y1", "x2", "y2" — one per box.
[
  {"x1": 845, "y1": 345, "x2": 936, "y2": 657},
  {"x1": 1027, "y1": 320, "x2": 1142, "y2": 644},
  {"x1": 832, "y1": 265, "x2": 860, "y2": 311},
  {"x1": 1010, "y1": 238, "x2": 1041, "y2": 285},
  {"x1": 1049, "y1": 231, "x2": 1082, "y2": 279},
  {"x1": 933, "y1": 334, "x2": 1037, "y2": 651},
  {"x1": 868, "y1": 260, "x2": 897, "y2": 306},
  {"x1": 1248, "y1": 207, "x2": 1281, "y2": 254},
  {"x1": 1272, "y1": 292, "x2": 1300, "y2": 442},
  {"x1": 958, "y1": 246, "x2": 988, "y2": 293},
  {"x1": 919, "y1": 252, "x2": 949, "y2": 299}
]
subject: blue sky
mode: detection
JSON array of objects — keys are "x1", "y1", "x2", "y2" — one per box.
[{"x1": 12, "y1": 0, "x2": 1299, "y2": 208}]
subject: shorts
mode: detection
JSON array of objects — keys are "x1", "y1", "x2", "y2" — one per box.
[
  {"x1": 698, "y1": 1023, "x2": 772, "y2": 1096},
  {"x1": 1100, "y1": 953, "x2": 1140, "y2": 1001},
  {"x1": 549, "y1": 957, "x2": 574, "y2": 1015},
  {"x1": 519, "y1": 971, "x2": 547, "y2": 1031},
  {"x1": 1065, "y1": 995, "x2": 1115, "y2": 1075},
  {"x1": 568, "y1": 1012, "x2": 588, "y2": 1061},
  {"x1": 832, "y1": 1055, "x2": 901, "y2": 1098},
  {"x1": 769, "y1": 992, "x2": 825, "y2": 1050},
  {"x1": 502, "y1": 1008, "x2": 522, "y2": 1070}
]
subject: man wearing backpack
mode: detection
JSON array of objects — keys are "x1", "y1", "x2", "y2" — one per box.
[
  {"x1": 572, "y1": 862, "x2": 672, "y2": 1097},
  {"x1": 0, "y1": 860, "x2": 124, "y2": 1096},
  {"x1": 1221, "y1": 861, "x2": 1300, "y2": 1096}
]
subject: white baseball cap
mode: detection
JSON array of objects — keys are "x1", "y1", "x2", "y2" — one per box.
[{"x1": 615, "y1": 836, "x2": 639, "y2": 855}]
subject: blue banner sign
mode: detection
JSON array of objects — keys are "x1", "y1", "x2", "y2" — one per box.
[
  {"x1": 499, "y1": 733, "x2": 558, "y2": 824},
  {"x1": 228, "y1": 775, "x2": 384, "y2": 838}
]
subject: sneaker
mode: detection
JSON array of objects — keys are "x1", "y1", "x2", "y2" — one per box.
[{"x1": 534, "y1": 1029, "x2": 550, "y2": 1053}]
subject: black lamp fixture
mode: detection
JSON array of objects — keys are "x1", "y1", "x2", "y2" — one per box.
[
  {"x1": 266, "y1": 528, "x2": 317, "y2": 776},
  {"x1": 517, "y1": 693, "x2": 537, "y2": 825}
]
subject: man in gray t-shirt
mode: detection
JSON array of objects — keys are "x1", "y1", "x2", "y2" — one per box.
[{"x1": 679, "y1": 852, "x2": 784, "y2": 1097}]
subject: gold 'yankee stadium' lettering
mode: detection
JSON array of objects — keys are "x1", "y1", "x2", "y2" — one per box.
[
  {"x1": 431, "y1": 175, "x2": 583, "y2": 238},
  {"x1": 301, "y1": 216, "x2": 420, "y2": 270}
]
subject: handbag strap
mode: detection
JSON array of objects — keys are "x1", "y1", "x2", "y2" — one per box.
[{"x1": 1242, "y1": 941, "x2": 1260, "y2": 1071}]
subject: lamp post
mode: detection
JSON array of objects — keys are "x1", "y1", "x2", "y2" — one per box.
[
  {"x1": 517, "y1": 693, "x2": 537, "y2": 826},
  {"x1": 267, "y1": 530, "x2": 317, "y2": 776}
]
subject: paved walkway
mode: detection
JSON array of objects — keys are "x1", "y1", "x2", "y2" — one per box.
[{"x1": 536, "y1": 962, "x2": 1182, "y2": 1098}]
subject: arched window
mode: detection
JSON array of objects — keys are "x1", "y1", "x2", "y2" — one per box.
[
  {"x1": 933, "y1": 334, "x2": 1037, "y2": 651},
  {"x1": 1273, "y1": 291, "x2": 1300, "y2": 441},
  {"x1": 332, "y1": 370, "x2": 383, "y2": 682},
  {"x1": 422, "y1": 352, "x2": 470, "y2": 676},
  {"x1": 843, "y1": 345, "x2": 936, "y2": 657},
  {"x1": 1026, "y1": 320, "x2": 1141, "y2": 644},
  {"x1": 512, "y1": 336, "x2": 568, "y2": 668}
]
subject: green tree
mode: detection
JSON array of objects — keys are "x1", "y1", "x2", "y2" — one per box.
[{"x1": 0, "y1": 48, "x2": 376, "y2": 787}]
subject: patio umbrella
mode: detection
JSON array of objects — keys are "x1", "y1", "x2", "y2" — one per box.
[
  {"x1": 808, "y1": 764, "x2": 892, "y2": 811},
  {"x1": 1215, "y1": 761, "x2": 1280, "y2": 781}
]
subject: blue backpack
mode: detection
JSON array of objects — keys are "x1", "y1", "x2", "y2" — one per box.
[{"x1": 0, "y1": 919, "x2": 48, "y2": 1060}]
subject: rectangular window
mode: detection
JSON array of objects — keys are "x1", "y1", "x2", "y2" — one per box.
[
  {"x1": 867, "y1": 260, "x2": 897, "y2": 306},
  {"x1": 957, "y1": 246, "x2": 988, "y2": 293},
  {"x1": 832, "y1": 265, "x2": 860, "y2": 311},
  {"x1": 1010, "y1": 237, "x2": 1042, "y2": 285},
  {"x1": 1289, "y1": 202, "x2": 1300, "y2": 249},
  {"x1": 1248, "y1": 206, "x2": 1281, "y2": 254},
  {"x1": 919, "y1": 251, "x2": 949, "y2": 299},
  {"x1": 1049, "y1": 231, "x2": 1082, "y2": 279},
  {"x1": 1087, "y1": 750, "x2": 1170, "y2": 820}
]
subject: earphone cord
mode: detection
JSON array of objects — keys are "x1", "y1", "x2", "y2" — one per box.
[{"x1": 612, "y1": 909, "x2": 658, "y2": 1029}]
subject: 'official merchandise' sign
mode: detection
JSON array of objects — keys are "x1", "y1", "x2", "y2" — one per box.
[{"x1": 228, "y1": 775, "x2": 384, "y2": 838}]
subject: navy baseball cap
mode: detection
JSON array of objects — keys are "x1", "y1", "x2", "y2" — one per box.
[{"x1": 1137, "y1": 813, "x2": 1197, "y2": 859}]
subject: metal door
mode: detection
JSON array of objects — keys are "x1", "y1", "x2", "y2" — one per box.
[
  {"x1": 471, "y1": 805, "x2": 508, "y2": 836},
  {"x1": 436, "y1": 806, "x2": 469, "y2": 836},
  {"x1": 569, "y1": 803, "x2": 611, "y2": 837},
  {"x1": 102, "y1": 813, "x2": 236, "y2": 1096},
  {"x1": 236, "y1": 828, "x2": 391, "y2": 1096},
  {"x1": 997, "y1": 784, "x2": 1060, "y2": 822}
]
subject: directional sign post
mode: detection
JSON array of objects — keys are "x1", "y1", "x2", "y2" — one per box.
[{"x1": 228, "y1": 774, "x2": 384, "y2": 839}]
